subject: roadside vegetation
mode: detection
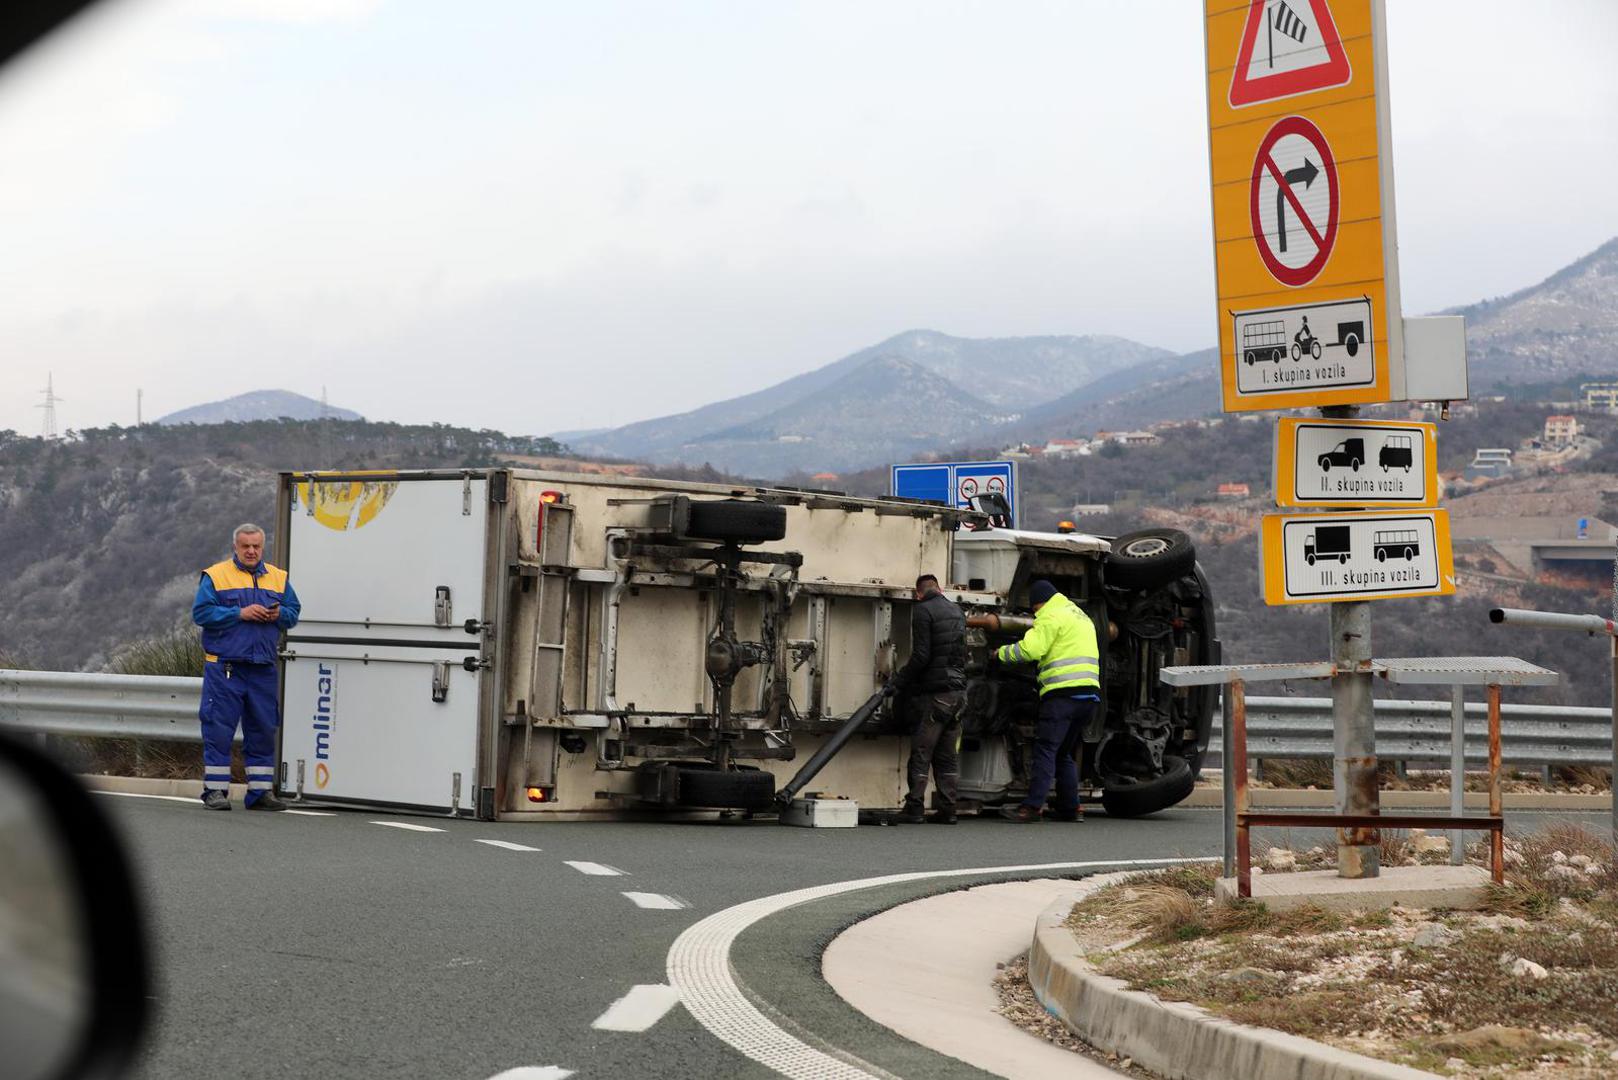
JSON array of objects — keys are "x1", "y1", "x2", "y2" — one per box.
[
  {"x1": 1244, "y1": 759, "x2": 1612, "y2": 794},
  {"x1": 1064, "y1": 826, "x2": 1618, "y2": 1076}
]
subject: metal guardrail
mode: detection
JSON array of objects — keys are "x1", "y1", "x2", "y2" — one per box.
[
  {"x1": 1, "y1": 671, "x2": 1611, "y2": 769},
  {"x1": 0, "y1": 669, "x2": 206, "y2": 741},
  {"x1": 1207, "y1": 694, "x2": 1612, "y2": 768}
]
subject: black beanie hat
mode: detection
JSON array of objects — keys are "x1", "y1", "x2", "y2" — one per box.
[{"x1": 1029, "y1": 580, "x2": 1057, "y2": 606}]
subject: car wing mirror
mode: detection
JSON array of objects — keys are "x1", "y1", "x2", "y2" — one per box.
[{"x1": 0, "y1": 732, "x2": 150, "y2": 1080}]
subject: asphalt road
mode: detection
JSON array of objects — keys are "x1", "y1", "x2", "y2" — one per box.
[{"x1": 97, "y1": 795, "x2": 1609, "y2": 1080}]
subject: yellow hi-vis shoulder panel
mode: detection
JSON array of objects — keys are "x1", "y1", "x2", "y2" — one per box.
[
  {"x1": 205, "y1": 561, "x2": 288, "y2": 593},
  {"x1": 995, "y1": 593, "x2": 1100, "y2": 696}
]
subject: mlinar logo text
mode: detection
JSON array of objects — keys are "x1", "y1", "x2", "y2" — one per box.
[{"x1": 313, "y1": 662, "x2": 336, "y2": 788}]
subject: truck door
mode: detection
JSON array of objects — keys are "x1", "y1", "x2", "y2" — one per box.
[{"x1": 276, "y1": 473, "x2": 500, "y2": 815}]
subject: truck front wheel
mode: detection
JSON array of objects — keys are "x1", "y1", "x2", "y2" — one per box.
[
  {"x1": 1105, "y1": 529, "x2": 1197, "y2": 589},
  {"x1": 686, "y1": 500, "x2": 789, "y2": 545}
]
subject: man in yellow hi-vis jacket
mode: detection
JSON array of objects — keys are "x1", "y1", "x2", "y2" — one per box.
[{"x1": 994, "y1": 579, "x2": 1100, "y2": 823}]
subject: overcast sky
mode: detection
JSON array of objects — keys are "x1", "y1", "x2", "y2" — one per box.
[{"x1": 2, "y1": 0, "x2": 1615, "y2": 437}]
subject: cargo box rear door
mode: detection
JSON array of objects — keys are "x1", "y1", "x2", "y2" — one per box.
[{"x1": 276, "y1": 473, "x2": 498, "y2": 814}]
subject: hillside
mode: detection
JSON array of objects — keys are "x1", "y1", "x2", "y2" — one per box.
[
  {"x1": 0, "y1": 421, "x2": 571, "y2": 671},
  {"x1": 560, "y1": 329, "x2": 1172, "y2": 475},
  {"x1": 1454, "y1": 237, "x2": 1618, "y2": 386},
  {"x1": 158, "y1": 389, "x2": 362, "y2": 425}
]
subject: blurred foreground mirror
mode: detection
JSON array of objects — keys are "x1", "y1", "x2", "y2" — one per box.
[{"x1": 0, "y1": 734, "x2": 149, "y2": 1079}]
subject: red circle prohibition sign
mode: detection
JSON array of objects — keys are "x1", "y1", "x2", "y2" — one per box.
[{"x1": 1249, "y1": 115, "x2": 1339, "y2": 287}]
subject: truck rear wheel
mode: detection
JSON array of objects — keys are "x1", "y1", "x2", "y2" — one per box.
[
  {"x1": 1106, "y1": 529, "x2": 1197, "y2": 589},
  {"x1": 675, "y1": 765, "x2": 776, "y2": 811},
  {"x1": 1100, "y1": 756, "x2": 1194, "y2": 818},
  {"x1": 686, "y1": 500, "x2": 788, "y2": 545}
]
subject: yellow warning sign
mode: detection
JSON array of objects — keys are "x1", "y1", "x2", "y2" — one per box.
[{"x1": 1204, "y1": 0, "x2": 1403, "y2": 411}]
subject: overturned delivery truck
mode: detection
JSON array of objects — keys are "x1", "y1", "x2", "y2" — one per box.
[{"x1": 273, "y1": 469, "x2": 1217, "y2": 821}]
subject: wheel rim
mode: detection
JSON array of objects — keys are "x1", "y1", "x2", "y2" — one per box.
[{"x1": 1122, "y1": 537, "x2": 1170, "y2": 558}]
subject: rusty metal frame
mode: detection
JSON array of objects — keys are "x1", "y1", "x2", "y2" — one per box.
[{"x1": 1229, "y1": 678, "x2": 1507, "y2": 898}]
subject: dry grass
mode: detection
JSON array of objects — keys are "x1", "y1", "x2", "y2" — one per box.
[
  {"x1": 107, "y1": 625, "x2": 205, "y2": 677},
  {"x1": 1067, "y1": 826, "x2": 1618, "y2": 1077}
]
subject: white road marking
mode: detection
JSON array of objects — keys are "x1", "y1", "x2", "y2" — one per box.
[
  {"x1": 564, "y1": 860, "x2": 626, "y2": 876},
  {"x1": 591, "y1": 983, "x2": 683, "y2": 1032},
  {"x1": 622, "y1": 892, "x2": 688, "y2": 910},
  {"x1": 284, "y1": 809, "x2": 338, "y2": 817},
  {"x1": 475, "y1": 839, "x2": 541, "y2": 852},
  {"x1": 92, "y1": 791, "x2": 199, "y2": 805},
  {"x1": 666, "y1": 857, "x2": 1216, "y2": 1080},
  {"x1": 485, "y1": 1068, "x2": 574, "y2": 1080},
  {"x1": 369, "y1": 821, "x2": 445, "y2": 833}
]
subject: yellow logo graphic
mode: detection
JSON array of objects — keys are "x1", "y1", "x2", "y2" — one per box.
[
  {"x1": 314, "y1": 762, "x2": 331, "y2": 789},
  {"x1": 299, "y1": 478, "x2": 398, "y2": 531}
]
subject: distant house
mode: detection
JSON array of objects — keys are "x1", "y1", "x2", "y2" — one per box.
[
  {"x1": 1043, "y1": 438, "x2": 1089, "y2": 458},
  {"x1": 1544, "y1": 415, "x2": 1579, "y2": 447},
  {"x1": 1070, "y1": 503, "x2": 1112, "y2": 517},
  {"x1": 1114, "y1": 430, "x2": 1160, "y2": 447},
  {"x1": 1582, "y1": 383, "x2": 1618, "y2": 410},
  {"x1": 1215, "y1": 482, "x2": 1250, "y2": 499}
]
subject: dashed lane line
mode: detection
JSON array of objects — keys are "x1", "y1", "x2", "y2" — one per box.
[
  {"x1": 369, "y1": 821, "x2": 445, "y2": 833},
  {"x1": 563, "y1": 860, "x2": 626, "y2": 876},
  {"x1": 284, "y1": 809, "x2": 338, "y2": 817},
  {"x1": 485, "y1": 1068, "x2": 574, "y2": 1080},
  {"x1": 622, "y1": 892, "x2": 689, "y2": 910},
  {"x1": 667, "y1": 857, "x2": 1215, "y2": 1080},
  {"x1": 475, "y1": 839, "x2": 542, "y2": 852},
  {"x1": 591, "y1": 983, "x2": 683, "y2": 1032}
]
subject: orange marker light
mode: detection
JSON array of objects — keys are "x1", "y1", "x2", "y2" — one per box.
[{"x1": 526, "y1": 786, "x2": 547, "y2": 802}]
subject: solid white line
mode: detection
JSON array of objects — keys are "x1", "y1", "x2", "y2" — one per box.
[
  {"x1": 284, "y1": 809, "x2": 338, "y2": 817},
  {"x1": 369, "y1": 821, "x2": 445, "y2": 833},
  {"x1": 474, "y1": 838, "x2": 541, "y2": 852},
  {"x1": 563, "y1": 860, "x2": 625, "y2": 876},
  {"x1": 591, "y1": 983, "x2": 683, "y2": 1032},
  {"x1": 485, "y1": 1068, "x2": 575, "y2": 1080},
  {"x1": 622, "y1": 892, "x2": 688, "y2": 910},
  {"x1": 92, "y1": 791, "x2": 199, "y2": 805},
  {"x1": 666, "y1": 857, "x2": 1216, "y2": 1080}
]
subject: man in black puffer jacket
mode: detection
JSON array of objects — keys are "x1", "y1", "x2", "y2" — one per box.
[{"x1": 888, "y1": 573, "x2": 967, "y2": 824}]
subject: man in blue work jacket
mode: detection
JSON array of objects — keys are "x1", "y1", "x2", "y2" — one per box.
[
  {"x1": 994, "y1": 579, "x2": 1100, "y2": 823},
  {"x1": 191, "y1": 523, "x2": 301, "y2": 811}
]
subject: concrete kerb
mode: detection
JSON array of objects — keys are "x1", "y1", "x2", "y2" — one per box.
[{"x1": 1026, "y1": 882, "x2": 1440, "y2": 1080}]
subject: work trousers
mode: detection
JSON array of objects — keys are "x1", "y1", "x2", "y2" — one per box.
[
  {"x1": 905, "y1": 689, "x2": 964, "y2": 812},
  {"x1": 200, "y1": 659, "x2": 280, "y2": 807},
  {"x1": 1022, "y1": 694, "x2": 1098, "y2": 813}
]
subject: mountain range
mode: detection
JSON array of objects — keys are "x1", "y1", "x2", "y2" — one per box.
[
  {"x1": 158, "y1": 389, "x2": 361, "y2": 426},
  {"x1": 558, "y1": 330, "x2": 1175, "y2": 474}
]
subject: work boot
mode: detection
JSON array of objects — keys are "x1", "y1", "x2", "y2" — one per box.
[
  {"x1": 202, "y1": 790, "x2": 231, "y2": 811},
  {"x1": 998, "y1": 804, "x2": 1041, "y2": 824},
  {"x1": 1044, "y1": 807, "x2": 1083, "y2": 822},
  {"x1": 897, "y1": 802, "x2": 926, "y2": 824},
  {"x1": 246, "y1": 792, "x2": 289, "y2": 812},
  {"x1": 926, "y1": 812, "x2": 958, "y2": 825}
]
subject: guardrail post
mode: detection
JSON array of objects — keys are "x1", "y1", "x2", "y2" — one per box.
[
  {"x1": 1232, "y1": 679, "x2": 1250, "y2": 899},
  {"x1": 1222, "y1": 685, "x2": 1235, "y2": 880},
  {"x1": 1450, "y1": 685, "x2": 1464, "y2": 866},
  {"x1": 1488, "y1": 683, "x2": 1504, "y2": 883}
]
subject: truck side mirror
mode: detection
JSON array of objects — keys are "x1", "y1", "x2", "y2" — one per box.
[
  {"x1": 967, "y1": 492, "x2": 1012, "y2": 527},
  {"x1": 0, "y1": 733, "x2": 150, "y2": 1080}
]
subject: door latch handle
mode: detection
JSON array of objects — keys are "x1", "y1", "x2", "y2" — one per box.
[
  {"x1": 431, "y1": 661, "x2": 451, "y2": 703},
  {"x1": 434, "y1": 585, "x2": 452, "y2": 627}
]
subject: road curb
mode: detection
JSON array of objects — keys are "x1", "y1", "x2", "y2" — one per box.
[
  {"x1": 1185, "y1": 786, "x2": 1610, "y2": 811},
  {"x1": 1026, "y1": 892, "x2": 1439, "y2": 1080},
  {"x1": 80, "y1": 773, "x2": 248, "y2": 799}
]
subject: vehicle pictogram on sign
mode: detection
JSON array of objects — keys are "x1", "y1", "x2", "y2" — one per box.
[
  {"x1": 1249, "y1": 115, "x2": 1338, "y2": 287},
  {"x1": 1233, "y1": 296, "x2": 1373, "y2": 395},
  {"x1": 1229, "y1": 0, "x2": 1352, "y2": 108}
]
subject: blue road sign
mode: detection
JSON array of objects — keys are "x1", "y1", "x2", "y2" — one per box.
[{"x1": 891, "y1": 460, "x2": 1017, "y2": 526}]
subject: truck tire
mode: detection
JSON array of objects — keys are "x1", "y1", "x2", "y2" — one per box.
[
  {"x1": 1106, "y1": 529, "x2": 1197, "y2": 589},
  {"x1": 686, "y1": 500, "x2": 788, "y2": 545},
  {"x1": 675, "y1": 766, "x2": 776, "y2": 811},
  {"x1": 1100, "y1": 756, "x2": 1194, "y2": 818}
]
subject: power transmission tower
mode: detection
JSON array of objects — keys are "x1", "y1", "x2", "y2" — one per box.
[
  {"x1": 137, "y1": 388, "x2": 144, "y2": 426},
  {"x1": 38, "y1": 373, "x2": 63, "y2": 439}
]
